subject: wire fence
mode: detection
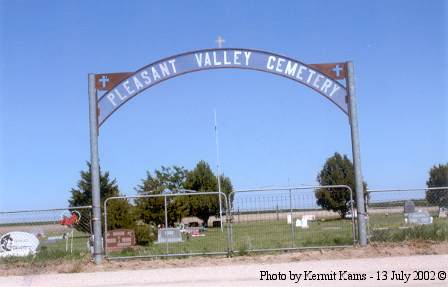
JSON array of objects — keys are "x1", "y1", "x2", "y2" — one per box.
[
  {"x1": 228, "y1": 186, "x2": 356, "y2": 253},
  {"x1": 367, "y1": 187, "x2": 448, "y2": 242},
  {"x1": 102, "y1": 185, "x2": 356, "y2": 259},
  {"x1": 104, "y1": 192, "x2": 230, "y2": 260},
  {"x1": 0, "y1": 206, "x2": 92, "y2": 255},
  {"x1": 2, "y1": 186, "x2": 447, "y2": 261}
]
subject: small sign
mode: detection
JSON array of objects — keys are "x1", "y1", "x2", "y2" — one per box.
[
  {"x1": 157, "y1": 228, "x2": 182, "y2": 243},
  {"x1": 106, "y1": 229, "x2": 136, "y2": 251},
  {"x1": 0, "y1": 231, "x2": 40, "y2": 257}
]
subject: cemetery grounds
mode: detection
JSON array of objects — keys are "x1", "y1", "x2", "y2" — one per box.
[{"x1": 0, "y1": 187, "x2": 447, "y2": 275}]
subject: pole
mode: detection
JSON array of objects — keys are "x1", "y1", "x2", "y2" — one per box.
[
  {"x1": 346, "y1": 62, "x2": 367, "y2": 246},
  {"x1": 164, "y1": 194, "x2": 168, "y2": 254},
  {"x1": 164, "y1": 195, "x2": 168, "y2": 228},
  {"x1": 289, "y1": 189, "x2": 295, "y2": 247},
  {"x1": 88, "y1": 74, "x2": 103, "y2": 263},
  {"x1": 214, "y1": 109, "x2": 223, "y2": 231}
]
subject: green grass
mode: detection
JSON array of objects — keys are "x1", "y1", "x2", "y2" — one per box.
[
  {"x1": 107, "y1": 218, "x2": 355, "y2": 258},
  {"x1": 368, "y1": 213, "x2": 448, "y2": 242},
  {"x1": 0, "y1": 248, "x2": 88, "y2": 265},
  {"x1": 2, "y1": 213, "x2": 447, "y2": 261},
  {"x1": 0, "y1": 228, "x2": 91, "y2": 265}
]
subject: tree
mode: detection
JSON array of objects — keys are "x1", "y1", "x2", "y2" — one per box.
[
  {"x1": 68, "y1": 162, "x2": 131, "y2": 232},
  {"x1": 426, "y1": 163, "x2": 448, "y2": 207},
  {"x1": 68, "y1": 162, "x2": 120, "y2": 208},
  {"x1": 315, "y1": 153, "x2": 367, "y2": 218},
  {"x1": 134, "y1": 166, "x2": 189, "y2": 226},
  {"x1": 184, "y1": 160, "x2": 233, "y2": 226},
  {"x1": 134, "y1": 162, "x2": 233, "y2": 227},
  {"x1": 106, "y1": 198, "x2": 135, "y2": 230}
]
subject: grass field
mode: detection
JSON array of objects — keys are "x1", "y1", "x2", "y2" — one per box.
[
  {"x1": 108, "y1": 212, "x2": 448, "y2": 258},
  {"x1": 1, "y1": 211, "x2": 447, "y2": 262},
  {"x1": 368, "y1": 212, "x2": 448, "y2": 242},
  {"x1": 108, "y1": 217, "x2": 355, "y2": 258}
]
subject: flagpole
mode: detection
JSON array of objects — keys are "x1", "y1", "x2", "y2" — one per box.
[{"x1": 214, "y1": 109, "x2": 223, "y2": 231}]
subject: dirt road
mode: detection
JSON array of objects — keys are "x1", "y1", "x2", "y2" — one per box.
[{"x1": 1, "y1": 254, "x2": 447, "y2": 287}]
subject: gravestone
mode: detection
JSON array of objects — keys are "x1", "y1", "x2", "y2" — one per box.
[
  {"x1": 406, "y1": 210, "x2": 433, "y2": 225},
  {"x1": 295, "y1": 218, "x2": 309, "y2": 229},
  {"x1": 287, "y1": 214, "x2": 292, "y2": 224},
  {"x1": 404, "y1": 200, "x2": 416, "y2": 214},
  {"x1": 106, "y1": 229, "x2": 136, "y2": 251},
  {"x1": 157, "y1": 228, "x2": 182, "y2": 243}
]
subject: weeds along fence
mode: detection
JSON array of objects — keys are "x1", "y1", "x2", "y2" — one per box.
[
  {"x1": 228, "y1": 185, "x2": 356, "y2": 253},
  {"x1": 104, "y1": 192, "x2": 230, "y2": 260},
  {"x1": 367, "y1": 187, "x2": 448, "y2": 242},
  {"x1": 0, "y1": 206, "x2": 92, "y2": 254}
]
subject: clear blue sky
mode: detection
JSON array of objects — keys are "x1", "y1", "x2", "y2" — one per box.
[{"x1": 0, "y1": 0, "x2": 446, "y2": 210}]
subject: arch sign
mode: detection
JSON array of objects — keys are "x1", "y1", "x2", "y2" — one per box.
[{"x1": 87, "y1": 48, "x2": 367, "y2": 263}]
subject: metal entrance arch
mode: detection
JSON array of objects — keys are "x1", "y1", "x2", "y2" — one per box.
[{"x1": 88, "y1": 48, "x2": 366, "y2": 263}]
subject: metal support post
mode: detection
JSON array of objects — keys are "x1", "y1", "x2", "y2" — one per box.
[
  {"x1": 289, "y1": 189, "x2": 295, "y2": 247},
  {"x1": 346, "y1": 62, "x2": 367, "y2": 246},
  {"x1": 88, "y1": 74, "x2": 104, "y2": 263}
]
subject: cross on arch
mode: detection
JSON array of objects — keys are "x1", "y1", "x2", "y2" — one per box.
[
  {"x1": 332, "y1": 65, "x2": 343, "y2": 78},
  {"x1": 215, "y1": 36, "x2": 225, "y2": 48},
  {"x1": 99, "y1": 75, "x2": 110, "y2": 88}
]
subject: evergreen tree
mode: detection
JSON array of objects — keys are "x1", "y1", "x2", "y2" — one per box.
[
  {"x1": 68, "y1": 162, "x2": 131, "y2": 231},
  {"x1": 184, "y1": 160, "x2": 233, "y2": 226},
  {"x1": 426, "y1": 163, "x2": 448, "y2": 207},
  {"x1": 315, "y1": 153, "x2": 367, "y2": 218}
]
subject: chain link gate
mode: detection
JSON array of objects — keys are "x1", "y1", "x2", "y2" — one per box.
[
  {"x1": 366, "y1": 187, "x2": 448, "y2": 242},
  {"x1": 228, "y1": 185, "x2": 356, "y2": 254},
  {"x1": 104, "y1": 191, "x2": 230, "y2": 260}
]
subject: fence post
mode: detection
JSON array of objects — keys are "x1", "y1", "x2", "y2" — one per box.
[
  {"x1": 289, "y1": 189, "x2": 295, "y2": 248},
  {"x1": 164, "y1": 194, "x2": 168, "y2": 255},
  {"x1": 346, "y1": 62, "x2": 368, "y2": 246},
  {"x1": 88, "y1": 74, "x2": 103, "y2": 264},
  {"x1": 276, "y1": 204, "x2": 279, "y2": 221}
]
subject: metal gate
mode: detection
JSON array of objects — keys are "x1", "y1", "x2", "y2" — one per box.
[
  {"x1": 104, "y1": 191, "x2": 230, "y2": 259},
  {"x1": 228, "y1": 185, "x2": 356, "y2": 253}
]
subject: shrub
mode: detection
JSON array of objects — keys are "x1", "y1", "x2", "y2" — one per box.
[{"x1": 134, "y1": 223, "x2": 157, "y2": 246}]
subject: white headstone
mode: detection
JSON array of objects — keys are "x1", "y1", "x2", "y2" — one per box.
[
  {"x1": 301, "y1": 217, "x2": 309, "y2": 229},
  {"x1": 287, "y1": 214, "x2": 292, "y2": 224},
  {"x1": 157, "y1": 228, "x2": 182, "y2": 243},
  {"x1": 407, "y1": 210, "x2": 432, "y2": 225},
  {"x1": 302, "y1": 214, "x2": 315, "y2": 221},
  {"x1": 295, "y1": 218, "x2": 309, "y2": 229}
]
